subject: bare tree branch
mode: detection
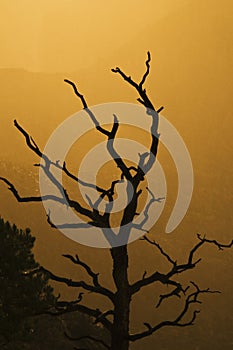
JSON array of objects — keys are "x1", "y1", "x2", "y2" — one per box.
[
  {"x1": 10, "y1": 120, "x2": 122, "y2": 226},
  {"x1": 156, "y1": 284, "x2": 185, "y2": 308},
  {"x1": 64, "y1": 82, "x2": 133, "y2": 182},
  {"x1": 111, "y1": 52, "x2": 155, "y2": 111},
  {"x1": 15, "y1": 117, "x2": 112, "y2": 197},
  {"x1": 64, "y1": 79, "x2": 88, "y2": 108},
  {"x1": 56, "y1": 293, "x2": 84, "y2": 308},
  {"x1": 46, "y1": 303, "x2": 113, "y2": 332},
  {"x1": 131, "y1": 234, "x2": 233, "y2": 295},
  {"x1": 62, "y1": 254, "x2": 100, "y2": 288},
  {"x1": 14, "y1": 119, "x2": 43, "y2": 158},
  {"x1": 0, "y1": 126, "x2": 102, "y2": 225},
  {"x1": 49, "y1": 272, "x2": 113, "y2": 302},
  {"x1": 132, "y1": 187, "x2": 165, "y2": 233},
  {"x1": 141, "y1": 235, "x2": 176, "y2": 265},
  {"x1": 196, "y1": 233, "x2": 233, "y2": 250},
  {"x1": 1, "y1": 121, "x2": 126, "y2": 229},
  {"x1": 139, "y1": 51, "x2": 151, "y2": 87},
  {"x1": 46, "y1": 210, "x2": 91, "y2": 230},
  {"x1": 28, "y1": 266, "x2": 115, "y2": 302},
  {"x1": 112, "y1": 52, "x2": 160, "y2": 181},
  {"x1": 129, "y1": 283, "x2": 220, "y2": 342},
  {"x1": 0, "y1": 173, "x2": 91, "y2": 228},
  {"x1": 0, "y1": 177, "x2": 65, "y2": 204},
  {"x1": 62, "y1": 160, "x2": 111, "y2": 195}
]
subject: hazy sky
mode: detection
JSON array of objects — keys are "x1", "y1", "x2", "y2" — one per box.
[{"x1": 0, "y1": 0, "x2": 191, "y2": 72}]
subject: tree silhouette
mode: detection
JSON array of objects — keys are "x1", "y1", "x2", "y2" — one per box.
[
  {"x1": 0, "y1": 217, "x2": 55, "y2": 343},
  {"x1": 0, "y1": 53, "x2": 232, "y2": 350}
]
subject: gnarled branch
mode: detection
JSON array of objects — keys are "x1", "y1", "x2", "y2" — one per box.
[
  {"x1": 47, "y1": 303, "x2": 113, "y2": 332},
  {"x1": 112, "y1": 52, "x2": 160, "y2": 180},
  {"x1": 129, "y1": 282, "x2": 220, "y2": 341},
  {"x1": 28, "y1": 266, "x2": 115, "y2": 302},
  {"x1": 132, "y1": 234, "x2": 233, "y2": 295},
  {"x1": 62, "y1": 254, "x2": 100, "y2": 288}
]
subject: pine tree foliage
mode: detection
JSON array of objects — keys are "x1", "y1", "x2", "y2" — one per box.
[{"x1": 0, "y1": 217, "x2": 54, "y2": 340}]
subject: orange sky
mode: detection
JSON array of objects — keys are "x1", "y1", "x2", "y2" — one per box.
[{"x1": 0, "y1": 0, "x2": 189, "y2": 72}]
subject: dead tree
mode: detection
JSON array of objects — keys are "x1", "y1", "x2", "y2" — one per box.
[{"x1": 1, "y1": 53, "x2": 232, "y2": 350}]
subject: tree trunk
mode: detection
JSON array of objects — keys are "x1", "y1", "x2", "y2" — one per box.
[{"x1": 110, "y1": 245, "x2": 130, "y2": 350}]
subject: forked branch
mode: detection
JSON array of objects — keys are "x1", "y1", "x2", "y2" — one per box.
[
  {"x1": 46, "y1": 303, "x2": 113, "y2": 332},
  {"x1": 131, "y1": 234, "x2": 233, "y2": 296},
  {"x1": 62, "y1": 254, "x2": 100, "y2": 287},
  {"x1": 129, "y1": 282, "x2": 220, "y2": 341},
  {"x1": 24, "y1": 266, "x2": 114, "y2": 302},
  {"x1": 65, "y1": 79, "x2": 132, "y2": 182}
]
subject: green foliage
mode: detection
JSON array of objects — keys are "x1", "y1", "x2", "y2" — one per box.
[{"x1": 0, "y1": 217, "x2": 55, "y2": 340}]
